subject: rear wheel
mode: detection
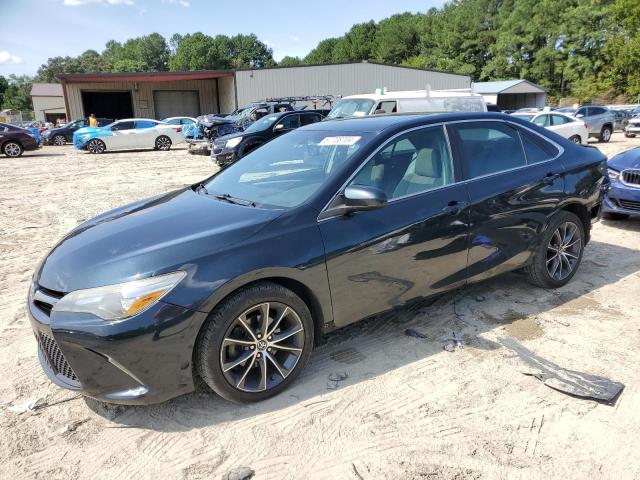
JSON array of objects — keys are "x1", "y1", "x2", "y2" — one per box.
[
  {"x1": 599, "y1": 125, "x2": 612, "y2": 142},
  {"x1": 53, "y1": 134, "x2": 66, "y2": 146},
  {"x1": 569, "y1": 135, "x2": 581, "y2": 144},
  {"x1": 155, "y1": 135, "x2": 172, "y2": 151},
  {"x1": 86, "y1": 138, "x2": 106, "y2": 154},
  {"x1": 625, "y1": 132, "x2": 636, "y2": 138},
  {"x1": 3, "y1": 141, "x2": 23, "y2": 157},
  {"x1": 196, "y1": 282, "x2": 314, "y2": 403},
  {"x1": 525, "y1": 211, "x2": 585, "y2": 288}
]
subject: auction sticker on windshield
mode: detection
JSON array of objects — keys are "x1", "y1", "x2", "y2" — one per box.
[{"x1": 319, "y1": 136, "x2": 361, "y2": 146}]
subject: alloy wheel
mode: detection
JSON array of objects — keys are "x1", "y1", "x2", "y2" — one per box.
[
  {"x1": 87, "y1": 139, "x2": 105, "y2": 154},
  {"x1": 571, "y1": 136, "x2": 581, "y2": 144},
  {"x1": 156, "y1": 136, "x2": 171, "y2": 150},
  {"x1": 220, "y1": 302, "x2": 305, "y2": 393},
  {"x1": 53, "y1": 135, "x2": 66, "y2": 146},
  {"x1": 546, "y1": 221, "x2": 581, "y2": 281},
  {"x1": 4, "y1": 142, "x2": 21, "y2": 157},
  {"x1": 602, "y1": 128, "x2": 611, "y2": 142}
]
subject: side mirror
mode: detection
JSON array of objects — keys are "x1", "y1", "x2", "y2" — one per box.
[
  {"x1": 274, "y1": 123, "x2": 285, "y2": 131},
  {"x1": 575, "y1": 113, "x2": 584, "y2": 118},
  {"x1": 373, "y1": 109, "x2": 386, "y2": 115},
  {"x1": 343, "y1": 185, "x2": 387, "y2": 211}
]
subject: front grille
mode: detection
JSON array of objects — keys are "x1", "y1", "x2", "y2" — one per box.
[
  {"x1": 622, "y1": 169, "x2": 640, "y2": 186},
  {"x1": 38, "y1": 332, "x2": 79, "y2": 383},
  {"x1": 32, "y1": 286, "x2": 64, "y2": 318},
  {"x1": 617, "y1": 199, "x2": 640, "y2": 211}
]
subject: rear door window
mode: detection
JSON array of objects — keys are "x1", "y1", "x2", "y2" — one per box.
[
  {"x1": 449, "y1": 121, "x2": 527, "y2": 179},
  {"x1": 551, "y1": 115, "x2": 570, "y2": 125},
  {"x1": 532, "y1": 115, "x2": 550, "y2": 127},
  {"x1": 111, "y1": 121, "x2": 135, "y2": 131},
  {"x1": 376, "y1": 101, "x2": 397, "y2": 114},
  {"x1": 300, "y1": 113, "x2": 322, "y2": 126},
  {"x1": 135, "y1": 120, "x2": 157, "y2": 129},
  {"x1": 277, "y1": 114, "x2": 300, "y2": 130}
]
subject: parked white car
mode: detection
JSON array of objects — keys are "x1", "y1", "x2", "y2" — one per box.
[
  {"x1": 161, "y1": 116, "x2": 197, "y2": 126},
  {"x1": 512, "y1": 112, "x2": 588, "y2": 144},
  {"x1": 73, "y1": 119, "x2": 185, "y2": 154}
]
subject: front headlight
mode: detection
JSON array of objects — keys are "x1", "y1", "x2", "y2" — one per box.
[
  {"x1": 225, "y1": 137, "x2": 242, "y2": 148},
  {"x1": 608, "y1": 168, "x2": 620, "y2": 180},
  {"x1": 52, "y1": 271, "x2": 186, "y2": 321}
]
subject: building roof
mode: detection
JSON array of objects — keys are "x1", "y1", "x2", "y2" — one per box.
[
  {"x1": 473, "y1": 79, "x2": 546, "y2": 94},
  {"x1": 31, "y1": 83, "x2": 63, "y2": 97},
  {"x1": 57, "y1": 70, "x2": 235, "y2": 83},
  {"x1": 56, "y1": 61, "x2": 469, "y2": 84}
]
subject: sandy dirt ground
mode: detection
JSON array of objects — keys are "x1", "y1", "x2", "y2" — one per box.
[{"x1": 1, "y1": 134, "x2": 639, "y2": 480}]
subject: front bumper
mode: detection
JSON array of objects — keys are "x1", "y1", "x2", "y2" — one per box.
[
  {"x1": 211, "y1": 145, "x2": 237, "y2": 166},
  {"x1": 604, "y1": 179, "x2": 640, "y2": 216},
  {"x1": 186, "y1": 139, "x2": 211, "y2": 155},
  {"x1": 626, "y1": 124, "x2": 640, "y2": 135},
  {"x1": 27, "y1": 283, "x2": 208, "y2": 405}
]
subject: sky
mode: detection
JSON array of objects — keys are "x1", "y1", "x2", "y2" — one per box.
[{"x1": 0, "y1": 0, "x2": 446, "y2": 77}]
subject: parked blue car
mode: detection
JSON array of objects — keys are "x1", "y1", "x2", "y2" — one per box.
[{"x1": 605, "y1": 147, "x2": 640, "y2": 218}]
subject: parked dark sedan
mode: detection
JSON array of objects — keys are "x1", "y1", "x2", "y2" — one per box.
[
  {"x1": 212, "y1": 110, "x2": 324, "y2": 166},
  {"x1": 28, "y1": 113, "x2": 606, "y2": 405},
  {"x1": 1, "y1": 122, "x2": 41, "y2": 157},
  {"x1": 604, "y1": 147, "x2": 640, "y2": 218},
  {"x1": 42, "y1": 117, "x2": 113, "y2": 146}
]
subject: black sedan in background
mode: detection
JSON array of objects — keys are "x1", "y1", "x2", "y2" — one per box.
[
  {"x1": 1, "y1": 122, "x2": 41, "y2": 157},
  {"x1": 42, "y1": 117, "x2": 113, "y2": 146},
  {"x1": 28, "y1": 113, "x2": 606, "y2": 405},
  {"x1": 212, "y1": 110, "x2": 324, "y2": 166}
]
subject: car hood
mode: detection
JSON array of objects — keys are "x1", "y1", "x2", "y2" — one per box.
[
  {"x1": 36, "y1": 187, "x2": 281, "y2": 293},
  {"x1": 75, "y1": 126, "x2": 105, "y2": 136},
  {"x1": 608, "y1": 147, "x2": 640, "y2": 170}
]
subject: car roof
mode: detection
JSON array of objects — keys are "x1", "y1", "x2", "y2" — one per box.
[
  {"x1": 113, "y1": 118, "x2": 160, "y2": 123},
  {"x1": 301, "y1": 112, "x2": 528, "y2": 134}
]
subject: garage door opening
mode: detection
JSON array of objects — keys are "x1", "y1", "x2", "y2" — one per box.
[
  {"x1": 81, "y1": 91, "x2": 133, "y2": 121},
  {"x1": 153, "y1": 90, "x2": 200, "y2": 120}
]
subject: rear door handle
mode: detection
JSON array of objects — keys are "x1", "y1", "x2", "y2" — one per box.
[
  {"x1": 442, "y1": 200, "x2": 469, "y2": 215},
  {"x1": 542, "y1": 172, "x2": 561, "y2": 185}
]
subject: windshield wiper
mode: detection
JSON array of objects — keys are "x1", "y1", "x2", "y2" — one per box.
[{"x1": 213, "y1": 192, "x2": 256, "y2": 207}]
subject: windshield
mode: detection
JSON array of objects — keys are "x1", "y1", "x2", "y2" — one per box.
[
  {"x1": 203, "y1": 130, "x2": 372, "y2": 208},
  {"x1": 225, "y1": 106, "x2": 254, "y2": 122},
  {"x1": 244, "y1": 115, "x2": 280, "y2": 133},
  {"x1": 327, "y1": 99, "x2": 375, "y2": 119}
]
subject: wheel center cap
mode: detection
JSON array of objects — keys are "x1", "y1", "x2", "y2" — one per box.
[{"x1": 257, "y1": 340, "x2": 267, "y2": 350}]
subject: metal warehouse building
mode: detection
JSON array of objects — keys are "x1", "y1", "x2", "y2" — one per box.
[
  {"x1": 58, "y1": 61, "x2": 471, "y2": 121},
  {"x1": 473, "y1": 79, "x2": 547, "y2": 110}
]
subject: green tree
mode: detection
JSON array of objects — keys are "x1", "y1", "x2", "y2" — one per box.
[
  {"x1": 279, "y1": 56, "x2": 303, "y2": 66},
  {"x1": 374, "y1": 12, "x2": 423, "y2": 64},
  {"x1": 1, "y1": 75, "x2": 33, "y2": 111},
  {"x1": 0, "y1": 75, "x2": 9, "y2": 106},
  {"x1": 35, "y1": 50, "x2": 110, "y2": 82},
  {"x1": 304, "y1": 38, "x2": 340, "y2": 64},
  {"x1": 103, "y1": 33, "x2": 169, "y2": 72},
  {"x1": 227, "y1": 34, "x2": 275, "y2": 68},
  {"x1": 332, "y1": 21, "x2": 378, "y2": 62},
  {"x1": 168, "y1": 32, "x2": 228, "y2": 70}
]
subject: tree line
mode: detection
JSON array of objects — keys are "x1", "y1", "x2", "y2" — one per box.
[{"x1": 2, "y1": 0, "x2": 639, "y2": 113}]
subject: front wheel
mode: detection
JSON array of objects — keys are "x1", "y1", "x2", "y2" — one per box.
[
  {"x1": 196, "y1": 282, "x2": 314, "y2": 403},
  {"x1": 599, "y1": 126, "x2": 612, "y2": 143},
  {"x1": 525, "y1": 211, "x2": 585, "y2": 288},
  {"x1": 53, "y1": 134, "x2": 66, "y2": 146},
  {"x1": 569, "y1": 135, "x2": 582, "y2": 144},
  {"x1": 86, "y1": 138, "x2": 106, "y2": 154},
  {"x1": 155, "y1": 135, "x2": 172, "y2": 151},
  {"x1": 3, "y1": 141, "x2": 23, "y2": 157},
  {"x1": 625, "y1": 132, "x2": 636, "y2": 138}
]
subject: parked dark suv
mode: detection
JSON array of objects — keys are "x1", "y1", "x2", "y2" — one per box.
[
  {"x1": 42, "y1": 118, "x2": 113, "y2": 146},
  {"x1": 212, "y1": 110, "x2": 324, "y2": 166},
  {"x1": 0, "y1": 122, "x2": 41, "y2": 157},
  {"x1": 28, "y1": 113, "x2": 606, "y2": 405}
]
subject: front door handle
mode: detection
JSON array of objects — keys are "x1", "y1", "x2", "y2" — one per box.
[
  {"x1": 442, "y1": 200, "x2": 469, "y2": 215},
  {"x1": 542, "y1": 172, "x2": 561, "y2": 185}
]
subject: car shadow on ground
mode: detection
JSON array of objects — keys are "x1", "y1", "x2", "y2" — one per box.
[
  {"x1": 601, "y1": 216, "x2": 640, "y2": 232},
  {"x1": 84, "y1": 239, "x2": 639, "y2": 430}
]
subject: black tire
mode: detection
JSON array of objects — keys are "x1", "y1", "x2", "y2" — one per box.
[
  {"x1": 569, "y1": 135, "x2": 582, "y2": 144},
  {"x1": 155, "y1": 135, "x2": 172, "y2": 151},
  {"x1": 603, "y1": 212, "x2": 629, "y2": 220},
  {"x1": 196, "y1": 282, "x2": 314, "y2": 403},
  {"x1": 599, "y1": 125, "x2": 612, "y2": 143},
  {"x1": 86, "y1": 138, "x2": 106, "y2": 154},
  {"x1": 525, "y1": 211, "x2": 585, "y2": 289},
  {"x1": 625, "y1": 132, "x2": 636, "y2": 138},
  {"x1": 3, "y1": 141, "x2": 23, "y2": 157},
  {"x1": 53, "y1": 134, "x2": 66, "y2": 146}
]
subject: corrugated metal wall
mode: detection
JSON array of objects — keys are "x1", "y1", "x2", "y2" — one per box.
[
  {"x1": 234, "y1": 63, "x2": 470, "y2": 105},
  {"x1": 32, "y1": 96, "x2": 65, "y2": 121},
  {"x1": 65, "y1": 79, "x2": 218, "y2": 119}
]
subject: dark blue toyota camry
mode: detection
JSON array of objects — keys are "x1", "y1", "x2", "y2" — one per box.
[{"x1": 28, "y1": 112, "x2": 607, "y2": 404}]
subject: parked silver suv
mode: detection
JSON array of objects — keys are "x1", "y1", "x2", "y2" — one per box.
[{"x1": 573, "y1": 106, "x2": 615, "y2": 142}]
